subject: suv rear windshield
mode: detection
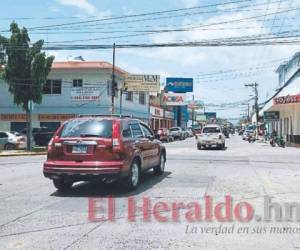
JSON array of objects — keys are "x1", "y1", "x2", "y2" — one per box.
[
  {"x1": 170, "y1": 128, "x2": 179, "y2": 131},
  {"x1": 60, "y1": 119, "x2": 112, "y2": 138},
  {"x1": 203, "y1": 127, "x2": 221, "y2": 133}
]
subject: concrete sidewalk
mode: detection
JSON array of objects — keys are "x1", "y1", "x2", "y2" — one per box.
[{"x1": 0, "y1": 149, "x2": 47, "y2": 157}]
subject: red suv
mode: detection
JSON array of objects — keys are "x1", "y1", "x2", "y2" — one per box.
[{"x1": 43, "y1": 116, "x2": 166, "y2": 191}]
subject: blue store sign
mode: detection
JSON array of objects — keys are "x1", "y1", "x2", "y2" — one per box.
[{"x1": 166, "y1": 78, "x2": 193, "y2": 93}]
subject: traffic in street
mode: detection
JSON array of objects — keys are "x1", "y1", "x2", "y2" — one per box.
[{"x1": 1, "y1": 134, "x2": 300, "y2": 249}]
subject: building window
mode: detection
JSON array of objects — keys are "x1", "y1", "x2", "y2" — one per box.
[
  {"x1": 126, "y1": 91, "x2": 133, "y2": 101},
  {"x1": 139, "y1": 92, "x2": 146, "y2": 105},
  {"x1": 73, "y1": 79, "x2": 83, "y2": 87},
  {"x1": 43, "y1": 79, "x2": 62, "y2": 94}
]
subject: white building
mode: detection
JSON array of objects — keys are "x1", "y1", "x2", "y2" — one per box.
[
  {"x1": 0, "y1": 59, "x2": 150, "y2": 132},
  {"x1": 260, "y1": 52, "x2": 300, "y2": 145}
]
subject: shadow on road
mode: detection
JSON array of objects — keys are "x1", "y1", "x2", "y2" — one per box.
[
  {"x1": 200, "y1": 147, "x2": 228, "y2": 151},
  {"x1": 50, "y1": 171, "x2": 172, "y2": 198}
]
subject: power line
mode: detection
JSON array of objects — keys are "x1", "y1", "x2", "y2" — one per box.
[
  {"x1": 44, "y1": 6, "x2": 300, "y2": 44},
  {"x1": 16, "y1": 0, "x2": 254, "y2": 31}
]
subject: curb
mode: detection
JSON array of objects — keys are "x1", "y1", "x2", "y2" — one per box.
[{"x1": 0, "y1": 152, "x2": 47, "y2": 157}]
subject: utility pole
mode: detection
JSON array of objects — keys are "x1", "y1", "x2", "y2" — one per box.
[
  {"x1": 247, "y1": 102, "x2": 250, "y2": 123},
  {"x1": 111, "y1": 43, "x2": 116, "y2": 115},
  {"x1": 245, "y1": 82, "x2": 259, "y2": 135}
]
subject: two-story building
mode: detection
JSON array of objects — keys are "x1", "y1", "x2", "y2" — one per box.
[
  {"x1": 0, "y1": 58, "x2": 150, "y2": 132},
  {"x1": 260, "y1": 52, "x2": 300, "y2": 145}
]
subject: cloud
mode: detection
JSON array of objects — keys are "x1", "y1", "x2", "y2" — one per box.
[
  {"x1": 181, "y1": 0, "x2": 200, "y2": 8},
  {"x1": 56, "y1": 0, "x2": 111, "y2": 17}
]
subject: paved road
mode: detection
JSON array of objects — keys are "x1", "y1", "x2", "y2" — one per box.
[{"x1": 1, "y1": 135, "x2": 300, "y2": 249}]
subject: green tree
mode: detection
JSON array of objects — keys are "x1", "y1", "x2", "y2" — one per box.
[{"x1": 0, "y1": 22, "x2": 54, "y2": 150}]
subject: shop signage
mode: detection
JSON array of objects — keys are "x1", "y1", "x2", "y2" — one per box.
[
  {"x1": 162, "y1": 93, "x2": 186, "y2": 106},
  {"x1": 150, "y1": 106, "x2": 163, "y2": 117},
  {"x1": 273, "y1": 94, "x2": 300, "y2": 105},
  {"x1": 71, "y1": 87, "x2": 101, "y2": 102},
  {"x1": 0, "y1": 113, "x2": 26, "y2": 121},
  {"x1": 124, "y1": 74, "x2": 160, "y2": 92},
  {"x1": 166, "y1": 78, "x2": 193, "y2": 93},
  {"x1": 263, "y1": 111, "x2": 280, "y2": 121},
  {"x1": 38, "y1": 114, "x2": 76, "y2": 121}
]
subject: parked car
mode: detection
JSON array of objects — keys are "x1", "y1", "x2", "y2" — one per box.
[
  {"x1": 193, "y1": 127, "x2": 202, "y2": 136},
  {"x1": 196, "y1": 124, "x2": 225, "y2": 150},
  {"x1": 43, "y1": 116, "x2": 166, "y2": 191},
  {"x1": 0, "y1": 131, "x2": 25, "y2": 150},
  {"x1": 155, "y1": 128, "x2": 174, "y2": 142},
  {"x1": 187, "y1": 128, "x2": 194, "y2": 137},
  {"x1": 21, "y1": 127, "x2": 55, "y2": 146},
  {"x1": 182, "y1": 128, "x2": 190, "y2": 139},
  {"x1": 169, "y1": 127, "x2": 184, "y2": 140}
]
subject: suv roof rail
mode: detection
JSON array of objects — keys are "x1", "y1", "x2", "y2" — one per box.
[{"x1": 77, "y1": 114, "x2": 133, "y2": 118}]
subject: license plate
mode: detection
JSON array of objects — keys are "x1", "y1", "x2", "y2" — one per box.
[{"x1": 72, "y1": 145, "x2": 87, "y2": 154}]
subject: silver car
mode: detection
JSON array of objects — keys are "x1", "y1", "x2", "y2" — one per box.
[{"x1": 0, "y1": 131, "x2": 24, "y2": 150}]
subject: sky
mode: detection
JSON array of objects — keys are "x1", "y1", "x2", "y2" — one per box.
[{"x1": 1, "y1": 0, "x2": 300, "y2": 120}]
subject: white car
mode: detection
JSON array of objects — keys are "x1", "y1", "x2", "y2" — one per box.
[
  {"x1": 0, "y1": 131, "x2": 26, "y2": 150},
  {"x1": 196, "y1": 124, "x2": 225, "y2": 150}
]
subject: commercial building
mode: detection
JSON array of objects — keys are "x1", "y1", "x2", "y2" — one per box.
[
  {"x1": 149, "y1": 93, "x2": 175, "y2": 131},
  {"x1": 0, "y1": 58, "x2": 150, "y2": 132},
  {"x1": 260, "y1": 52, "x2": 300, "y2": 145}
]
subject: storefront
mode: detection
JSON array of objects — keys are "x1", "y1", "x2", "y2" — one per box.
[
  {"x1": 261, "y1": 94, "x2": 300, "y2": 144},
  {"x1": 150, "y1": 106, "x2": 164, "y2": 131},
  {"x1": 260, "y1": 54, "x2": 300, "y2": 145},
  {"x1": 0, "y1": 113, "x2": 76, "y2": 132}
]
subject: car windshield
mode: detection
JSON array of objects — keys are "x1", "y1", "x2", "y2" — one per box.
[
  {"x1": 170, "y1": 128, "x2": 179, "y2": 131},
  {"x1": 60, "y1": 119, "x2": 112, "y2": 138},
  {"x1": 203, "y1": 127, "x2": 221, "y2": 133}
]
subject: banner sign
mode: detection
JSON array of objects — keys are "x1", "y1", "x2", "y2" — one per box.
[
  {"x1": 273, "y1": 94, "x2": 300, "y2": 105},
  {"x1": 71, "y1": 87, "x2": 101, "y2": 102},
  {"x1": 162, "y1": 93, "x2": 186, "y2": 106},
  {"x1": 166, "y1": 78, "x2": 193, "y2": 93},
  {"x1": 124, "y1": 74, "x2": 160, "y2": 92},
  {"x1": 264, "y1": 111, "x2": 280, "y2": 121}
]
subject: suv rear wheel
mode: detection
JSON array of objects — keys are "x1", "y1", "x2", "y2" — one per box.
[
  {"x1": 124, "y1": 160, "x2": 140, "y2": 190},
  {"x1": 154, "y1": 153, "x2": 165, "y2": 175},
  {"x1": 53, "y1": 179, "x2": 73, "y2": 191}
]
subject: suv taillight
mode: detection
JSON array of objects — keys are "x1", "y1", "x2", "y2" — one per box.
[{"x1": 112, "y1": 121, "x2": 122, "y2": 152}]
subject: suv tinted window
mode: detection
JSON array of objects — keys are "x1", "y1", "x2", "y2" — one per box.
[
  {"x1": 122, "y1": 123, "x2": 132, "y2": 138},
  {"x1": 140, "y1": 124, "x2": 153, "y2": 137},
  {"x1": 170, "y1": 128, "x2": 180, "y2": 131},
  {"x1": 203, "y1": 127, "x2": 221, "y2": 133},
  {"x1": 60, "y1": 119, "x2": 112, "y2": 138},
  {"x1": 130, "y1": 123, "x2": 143, "y2": 138}
]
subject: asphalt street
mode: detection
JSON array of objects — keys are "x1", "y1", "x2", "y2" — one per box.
[{"x1": 1, "y1": 135, "x2": 300, "y2": 249}]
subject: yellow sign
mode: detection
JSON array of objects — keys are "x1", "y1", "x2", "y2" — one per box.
[{"x1": 124, "y1": 74, "x2": 160, "y2": 92}]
